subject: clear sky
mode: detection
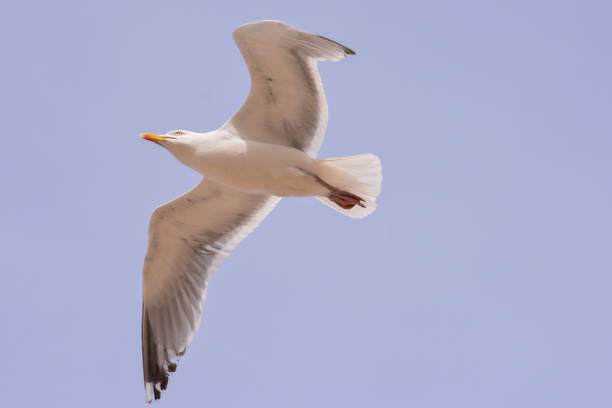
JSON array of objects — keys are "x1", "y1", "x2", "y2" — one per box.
[{"x1": 1, "y1": 0, "x2": 611, "y2": 406}]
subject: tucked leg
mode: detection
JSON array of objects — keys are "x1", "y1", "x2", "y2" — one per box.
[{"x1": 313, "y1": 175, "x2": 366, "y2": 210}]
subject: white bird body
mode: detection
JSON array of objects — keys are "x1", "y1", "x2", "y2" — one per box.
[
  {"x1": 167, "y1": 128, "x2": 327, "y2": 197},
  {"x1": 139, "y1": 20, "x2": 383, "y2": 402}
]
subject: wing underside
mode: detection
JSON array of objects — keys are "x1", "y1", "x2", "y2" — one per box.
[
  {"x1": 142, "y1": 179, "x2": 279, "y2": 402},
  {"x1": 227, "y1": 20, "x2": 355, "y2": 157}
]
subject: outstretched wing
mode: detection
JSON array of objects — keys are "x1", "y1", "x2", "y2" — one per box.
[
  {"x1": 226, "y1": 20, "x2": 355, "y2": 157},
  {"x1": 142, "y1": 179, "x2": 280, "y2": 402}
]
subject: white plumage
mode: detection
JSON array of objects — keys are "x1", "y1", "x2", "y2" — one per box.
[{"x1": 140, "y1": 20, "x2": 382, "y2": 402}]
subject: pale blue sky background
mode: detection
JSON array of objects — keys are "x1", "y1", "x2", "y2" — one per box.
[{"x1": 1, "y1": 0, "x2": 611, "y2": 406}]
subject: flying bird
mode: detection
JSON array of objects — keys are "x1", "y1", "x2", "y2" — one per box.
[{"x1": 140, "y1": 20, "x2": 382, "y2": 402}]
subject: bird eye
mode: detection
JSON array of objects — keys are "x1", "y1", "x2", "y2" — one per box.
[{"x1": 171, "y1": 130, "x2": 185, "y2": 136}]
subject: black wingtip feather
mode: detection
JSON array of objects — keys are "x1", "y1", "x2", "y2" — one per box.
[
  {"x1": 143, "y1": 304, "x2": 172, "y2": 401},
  {"x1": 316, "y1": 34, "x2": 356, "y2": 56}
]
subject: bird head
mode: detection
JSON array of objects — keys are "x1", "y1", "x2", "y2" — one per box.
[
  {"x1": 140, "y1": 129, "x2": 203, "y2": 171},
  {"x1": 140, "y1": 130, "x2": 189, "y2": 146}
]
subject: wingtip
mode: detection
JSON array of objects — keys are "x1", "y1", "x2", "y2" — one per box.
[
  {"x1": 145, "y1": 382, "x2": 154, "y2": 403},
  {"x1": 142, "y1": 308, "x2": 173, "y2": 402},
  {"x1": 316, "y1": 34, "x2": 356, "y2": 57},
  {"x1": 342, "y1": 43, "x2": 356, "y2": 56}
]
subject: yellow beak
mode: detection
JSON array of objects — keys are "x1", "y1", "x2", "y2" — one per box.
[{"x1": 140, "y1": 133, "x2": 169, "y2": 145}]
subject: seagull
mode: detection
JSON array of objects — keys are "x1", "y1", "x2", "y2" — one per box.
[{"x1": 139, "y1": 20, "x2": 382, "y2": 402}]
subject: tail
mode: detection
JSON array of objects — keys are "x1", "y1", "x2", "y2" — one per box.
[{"x1": 315, "y1": 154, "x2": 382, "y2": 218}]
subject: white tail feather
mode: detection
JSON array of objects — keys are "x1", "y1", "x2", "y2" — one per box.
[{"x1": 315, "y1": 154, "x2": 382, "y2": 218}]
